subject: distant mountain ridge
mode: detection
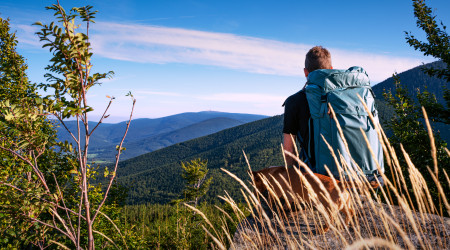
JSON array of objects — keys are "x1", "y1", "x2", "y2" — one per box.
[
  {"x1": 114, "y1": 61, "x2": 449, "y2": 205},
  {"x1": 121, "y1": 117, "x2": 246, "y2": 159},
  {"x1": 372, "y1": 60, "x2": 449, "y2": 141},
  {"x1": 372, "y1": 61, "x2": 448, "y2": 103},
  {"x1": 55, "y1": 111, "x2": 267, "y2": 162}
]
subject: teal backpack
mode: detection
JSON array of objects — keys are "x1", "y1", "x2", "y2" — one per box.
[{"x1": 305, "y1": 66, "x2": 384, "y2": 178}]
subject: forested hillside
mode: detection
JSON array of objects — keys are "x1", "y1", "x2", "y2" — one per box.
[
  {"x1": 372, "y1": 61, "x2": 448, "y2": 103},
  {"x1": 372, "y1": 60, "x2": 449, "y2": 141},
  {"x1": 116, "y1": 115, "x2": 284, "y2": 204}
]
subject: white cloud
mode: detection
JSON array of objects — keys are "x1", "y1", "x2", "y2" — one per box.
[
  {"x1": 15, "y1": 24, "x2": 41, "y2": 47},
  {"x1": 89, "y1": 22, "x2": 430, "y2": 82},
  {"x1": 15, "y1": 21, "x2": 431, "y2": 83}
]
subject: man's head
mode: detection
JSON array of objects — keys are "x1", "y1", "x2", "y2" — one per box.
[{"x1": 304, "y1": 46, "x2": 332, "y2": 77}]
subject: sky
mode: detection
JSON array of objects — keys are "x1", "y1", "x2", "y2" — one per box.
[{"x1": 1, "y1": 0, "x2": 449, "y2": 122}]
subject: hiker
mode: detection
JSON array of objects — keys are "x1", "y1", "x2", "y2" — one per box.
[
  {"x1": 283, "y1": 46, "x2": 330, "y2": 171},
  {"x1": 283, "y1": 46, "x2": 384, "y2": 185}
]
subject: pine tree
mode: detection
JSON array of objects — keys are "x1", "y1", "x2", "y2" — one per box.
[{"x1": 181, "y1": 159, "x2": 212, "y2": 207}]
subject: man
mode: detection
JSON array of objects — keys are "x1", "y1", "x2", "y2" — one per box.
[{"x1": 282, "y1": 46, "x2": 332, "y2": 169}]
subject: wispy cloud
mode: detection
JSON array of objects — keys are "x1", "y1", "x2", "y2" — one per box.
[
  {"x1": 15, "y1": 21, "x2": 430, "y2": 82},
  {"x1": 89, "y1": 22, "x2": 429, "y2": 82},
  {"x1": 15, "y1": 24, "x2": 41, "y2": 47}
]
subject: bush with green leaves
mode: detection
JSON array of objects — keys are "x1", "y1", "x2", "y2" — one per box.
[
  {"x1": 0, "y1": 16, "x2": 78, "y2": 248},
  {"x1": 0, "y1": 2, "x2": 137, "y2": 249}
]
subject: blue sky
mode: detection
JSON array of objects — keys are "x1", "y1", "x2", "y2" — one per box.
[{"x1": 1, "y1": 0, "x2": 449, "y2": 122}]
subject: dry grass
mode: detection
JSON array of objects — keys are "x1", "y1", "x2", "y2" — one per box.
[{"x1": 187, "y1": 106, "x2": 449, "y2": 249}]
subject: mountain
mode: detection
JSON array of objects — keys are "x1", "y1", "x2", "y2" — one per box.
[
  {"x1": 121, "y1": 117, "x2": 246, "y2": 159},
  {"x1": 114, "y1": 61, "x2": 449, "y2": 205},
  {"x1": 55, "y1": 111, "x2": 267, "y2": 162},
  {"x1": 372, "y1": 61, "x2": 448, "y2": 103},
  {"x1": 372, "y1": 60, "x2": 449, "y2": 141}
]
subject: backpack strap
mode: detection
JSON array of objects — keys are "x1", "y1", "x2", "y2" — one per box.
[{"x1": 296, "y1": 131, "x2": 314, "y2": 171}]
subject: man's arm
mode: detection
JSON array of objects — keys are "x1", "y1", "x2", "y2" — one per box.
[{"x1": 283, "y1": 133, "x2": 297, "y2": 167}]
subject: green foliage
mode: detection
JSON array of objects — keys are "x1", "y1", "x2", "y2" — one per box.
[
  {"x1": 1, "y1": 3, "x2": 135, "y2": 248},
  {"x1": 383, "y1": 75, "x2": 449, "y2": 214},
  {"x1": 34, "y1": 4, "x2": 113, "y2": 119},
  {"x1": 405, "y1": 0, "x2": 450, "y2": 124},
  {"x1": 416, "y1": 86, "x2": 449, "y2": 124},
  {"x1": 0, "y1": 16, "x2": 74, "y2": 248},
  {"x1": 179, "y1": 159, "x2": 212, "y2": 207},
  {"x1": 405, "y1": 0, "x2": 449, "y2": 82}
]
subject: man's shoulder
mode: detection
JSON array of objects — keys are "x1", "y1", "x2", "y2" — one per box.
[{"x1": 283, "y1": 89, "x2": 306, "y2": 107}]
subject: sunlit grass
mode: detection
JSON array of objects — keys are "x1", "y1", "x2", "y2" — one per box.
[{"x1": 188, "y1": 106, "x2": 449, "y2": 249}]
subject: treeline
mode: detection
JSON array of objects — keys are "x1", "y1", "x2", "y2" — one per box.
[{"x1": 115, "y1": 202, "x2": 244, "y2": 248}]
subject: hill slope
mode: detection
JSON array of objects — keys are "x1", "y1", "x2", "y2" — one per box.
[
  {"x1": 116, "y1": 115, "x2": 284, "y2": 204},
  {"x1": 372, "y1": 60, "x2": 449, "y2": 141},
  {"x1": 372, "y1": 61, "x2": 448, "y2": 103},
  {"x1": 121, "y1": 117, "x2": 246, "y2": 159}
]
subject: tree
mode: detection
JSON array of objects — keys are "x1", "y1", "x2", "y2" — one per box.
[
  {"x1": 405, "y1": 0, "x2": 450, "y2": 123},
  {"x1": 0, "y1": 16, "x2": 77, "y2": 248},
  {"x1": 0, "y1": 2, "x2": 135, "y2": 249},
  {"x1": 383, "y1": 76, "x2": 449, "y2": 209},
  {"x1": 381, "y1": 0, "x2": 450, "y2": 214},
  {"x1": 181, "y1": 159, "x2": 212, "y2": 207}
]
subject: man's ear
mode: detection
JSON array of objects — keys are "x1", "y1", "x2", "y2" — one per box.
[{"x1": 304, "y1": 68, "x2": 309, "y2": 77}]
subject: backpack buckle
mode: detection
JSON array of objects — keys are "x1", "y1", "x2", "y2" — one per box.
[
  {"x1": 321, "y1": 95, "x2": 327, "y2": 103},
  {"x1": 372, "y1": 109, "x2": 378, "y2": 117}
]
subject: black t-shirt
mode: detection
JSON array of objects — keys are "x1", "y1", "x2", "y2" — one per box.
[{"x1": 282, "y1": 89, "x2": 315, "y2": 167}]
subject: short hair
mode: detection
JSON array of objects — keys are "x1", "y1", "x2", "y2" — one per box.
[{"x1": 305, "y1": 46, "x2": 332, "y2": 72}]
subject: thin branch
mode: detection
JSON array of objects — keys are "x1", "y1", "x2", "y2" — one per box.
[
  {"x1": 75, "y1": 113, "x2": 84, "y2": 250},
  {"x1": 91, "y1": 98, "x2": 135, "y2": 223},
  {"x1": 53, "y1": 114, "x2": 79, "y2": 145},
  {"x1": 76, "y1": 189, "x2": 83, "y2": 250},
  {"x1": 53, "y1": 173, "x2": 76, "y2": 236},
  {"x1": 93, "y1": 230, "x2": 119, "y2": 249},
  {"x1": 25, "y1": 215, "x2": 75, "y2": 244},
  {"x1": 0, "y1": 145, "x2": 35, "y2": 167},
  {"x1": 89, "y1": 98, "x2": 113, "y2": 136},
  {"x1": 50, "y1": 207, "x2": 75, "y2": 243},
  {"x1": 31, "y1": 150, "x2": 50, "y2": 192},
  {"x1": 48, "y1": 240, "x2": 71, "y2": 250}
]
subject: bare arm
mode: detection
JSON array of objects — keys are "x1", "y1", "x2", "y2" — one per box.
[{"x1": 283, "y1": 133, "x2": 296, "y2": 167}]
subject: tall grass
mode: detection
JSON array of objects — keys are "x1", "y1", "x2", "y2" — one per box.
[{"x1": 190, "y1": 105, "x2": 449, "y2": 249}]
